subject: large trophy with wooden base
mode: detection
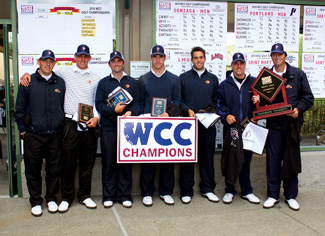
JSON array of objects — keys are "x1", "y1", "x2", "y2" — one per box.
[{"x1": 250, "y1": 67, "x2": 294, "y2": 121}]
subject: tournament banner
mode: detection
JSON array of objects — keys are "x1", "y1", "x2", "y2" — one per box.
[{"x1": 117, "y1": 117, "x2": 197, "y2": 163}]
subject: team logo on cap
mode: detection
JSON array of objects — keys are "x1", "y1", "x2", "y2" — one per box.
[
  {"x1": 125, "y1": 84, "x2": 130, "y2": 88},
  {"x1": 157, "y1": 47, "x2": 160, "y2": 51}
]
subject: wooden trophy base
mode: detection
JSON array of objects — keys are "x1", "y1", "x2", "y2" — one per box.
[{"x1": 252, "y1": 104, "x2": 294, "y2": 121}]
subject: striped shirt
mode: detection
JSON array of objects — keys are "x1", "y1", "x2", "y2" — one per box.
[{"x1": 56, "y1": 65, "x2": 100, "y2": 118}]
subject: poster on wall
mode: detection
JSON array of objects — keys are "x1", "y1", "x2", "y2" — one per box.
[
  {"x1": 243, "y1": 52, "x2": 299, "y2": 77},
  {"x1": 303, "y1": 6, "x2": 325, "y2": 52},
  {"x1": 156, "y1": 1, "x2": 227, "y2": 50},
  {"x1": 18, "y1": 55, "x2": 111, "y2": 79},
  {"x1": 164, "y1": 49, "x2": 227, "y2": 82},
  {"x1": 302, "y1": 53, "x2": 325, "y2": 98},
  {"x1": 17, "y1": 3, "x2": 113, "y2": 54},
  {"x1": 234, "y1": 3, "x2": 300, "y2": 51}
]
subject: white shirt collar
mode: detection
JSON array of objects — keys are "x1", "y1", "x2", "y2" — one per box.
[
  {"x1": 73, "y1": 64, "x2": 91, "y2": 74},
  {"x1": 151, "y1": 68, "x2": 166, "y2": 78},
  {"x1": 111, "y1": 72, "x2": 127, "y2": 80},
  {"x1": 40, "y1": 73, "x2": 52, "y2": 81},
  {"x1": 231, "y1": 72, "x2": 249, "y2": 90},
  {"x1": 193, "y1": 68, "x2": 206, "y2": 77},
  {"x1": 273, "y1": 64, "x2": 287, "y2": 76}
]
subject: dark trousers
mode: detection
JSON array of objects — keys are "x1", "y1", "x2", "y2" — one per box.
[
  {"x1": 140, "y1": 163, "x2": 175, "y2": 196},
  {"x1": 179, "y1": 163, "x2": 195, "y2": 197},
  {"x1": 179, "y1": 123, "x2": 216, "y2": 195},
  {"x1": 24, "y1": 132, "x2": 61, "y2": 207},
  {"x1": 101, "y1": 130, "x2": 132, "y2": 203},
  {"x1": 266, "y1": 128, "x2": 298, "y2": 200},
  {"x1": 60, "y1": 120, "x2": 98, "y2": 204},
  {"x1": 225, "y1": 150, "x2": 253, "y2": 196}
]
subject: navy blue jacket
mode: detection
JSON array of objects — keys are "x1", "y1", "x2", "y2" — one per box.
[
  {"x1": 139, "y1": 70, "x2": 181, "y2": 114},
  {"x1": 263, "y1": 63, "x2": 314, "y2": 129},
  {"x1": 15, "y1": 69, "x2": 65, "y2": 134},
  {"x1": 218, "y1": 72, "x2": 255, "y2": 136},
  {"x1": 179, "y1": 68, "x2": 219, "y2": 114},
  {"x1": 95, "y1": 74, "x2": 140, "y2": 131}
]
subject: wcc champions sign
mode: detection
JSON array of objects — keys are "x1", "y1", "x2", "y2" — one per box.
[{"x1": 117, "y1": 117, "x2": 197, "y2": 163}]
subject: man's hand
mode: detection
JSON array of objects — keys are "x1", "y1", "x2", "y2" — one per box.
[
  {"x1": 188, "y1": 109, "x2": 196, "y2": 117},
  {"x1": 158, "y1": 112, "x2": 169, "y2": 117},
  {"x1": 287, "y1": 108, "x2": 299, "y2": 118},
  {"x1": 122, "y1": 111, "x2": 132, "y2": 117},
  {"x1": 86, "y1": 117, "x2": 98, "y2": 127},
  {"x1": 226, "y1": 114, "x2": 236, "y2": 125},
  {"x1": 252, "y1": 94, "x2": 260, "y2": 104},
  {"x1": 115, "y1": 102, "x2": 126, "y2": 113},
  {"x1": 20, "y1": 73, "x2": 31, "y2": 87}
]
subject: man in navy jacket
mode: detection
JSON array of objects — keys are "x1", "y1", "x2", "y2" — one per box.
[
  {"x1": 138, "y1": 45, "x2": 181, "y2": 206},
  {"x1": 261, "y1": 43, "x2": 314, "y2": 211},
  {"x1": 15, "y1": 50, "x2": 65, "y2": 217},
  {"x1": 179, "y1": 46, "x2": 220, "y2": 204},
  {"x1": 95, "y1": 51, "x2": 140, "y2": 208},
  {"x1": 218, "y1": 52, "x2": 260, "y2": 205}
]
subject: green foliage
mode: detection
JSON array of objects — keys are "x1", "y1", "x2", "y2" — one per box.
[{"x1": 302, "y1": 98, "x2": 325, "y2": 135}]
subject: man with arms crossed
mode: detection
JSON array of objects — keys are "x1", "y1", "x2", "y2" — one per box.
[
  {"x1": 15, "y1": 50, "x2": 65, "y2": 216},
  {"x1": 96, "y1": 51, "x2": 140, "y2": 208}
]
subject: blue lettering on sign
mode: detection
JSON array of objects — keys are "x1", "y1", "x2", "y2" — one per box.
[
  {"x1": 174, "y1": 122, "x2": 192, "y2": 145},
  {"x1": 123, "y1": 122, "x2": 152, "y2": 145},
  {"x1": 123, "y1": 121, "x2": 193, "y2": 146},
  {"x1": 154, "y1": 122, "x2": 173, "y2": 146}
]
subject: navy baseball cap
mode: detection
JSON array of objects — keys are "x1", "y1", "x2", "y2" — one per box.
[
  {"x1": 39, "y1": 50, "x2": 55, "y2": 61},
  {"x1": 232, "y1": 52, "x2": 246, "y2": 64},
  {"x1": 76, "y1": 44, "x2": 90, "y2": 57},
  {"x1": 270, "y1": 43, "x2": 287, "y2": 56},
  {"x1": 151, "y1": 45, "x2": 165, "y2": 57},
  {"x1": 109, "y1": 51, "x2": 124, "y2": 61}
]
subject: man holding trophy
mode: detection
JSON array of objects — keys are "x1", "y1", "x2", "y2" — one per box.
[{"x1": 253, "y1": 43, "x2": 314, "y2": 211}]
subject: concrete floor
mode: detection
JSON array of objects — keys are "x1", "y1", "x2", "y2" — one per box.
[{"x1": 0, "y1": 131, "x2": 324, "y2": 236}]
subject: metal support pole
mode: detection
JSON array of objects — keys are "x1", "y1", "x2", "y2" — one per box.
[{"x1": 3, "y1": 24, "x2": 14, "y2": 197}]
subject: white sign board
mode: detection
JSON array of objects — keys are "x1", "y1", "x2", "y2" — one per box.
[
  {"x1": 130, "y1": 61, "x2": 151, "y2": 79},
  {"x1": 156, "y1": 1, "x2": 227, "y2": 50},
  {"x1": 165, "y1": 49, "x2": 227, "y2": 82},
  {"x1": 303, "y1": 6, "x2": 325, "y2": 52},
  {"x1": 18, "y1": 55, "x2": 111, "y2": 79},
  {"x1": 302, "y1": 53, "x2": 325, "y2": 98},
  {"x1": 118, "y1": 117, "x2": 197, "y2": 163},
  {"x1": 235, "y1": 3, "x2": 300, "y2": 51},
  {"x1": 17, "y1": 4, "x2": 113, "y2": 54},
  {"x1": 243, "y1": 52, "x2": 299, "y2": 78}
]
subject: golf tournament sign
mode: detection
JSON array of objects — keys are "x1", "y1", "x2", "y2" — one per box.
[
  {"x1": 251, "y1": 67, "x2": 293, "y2": 120},
  {"x1": 117, "y1": 117, "x2": 197, "y2": 163}
]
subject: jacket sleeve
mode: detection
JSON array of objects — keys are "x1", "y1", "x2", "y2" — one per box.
[
  {"x1": 14, "y1": 85, "x2": 29, "y2": 133},
  {"x1": 95, "y1": 80, "x2": 117, "y2": 117},
  {"x1": 138, "y1": 76, "x2": 146, "y2": 114},
  {"x1": 180, "y1": 74, "x2": 190, "y2": 113},
  {"x1": 217, "y1": 83, "x2": 232, "y2": 118},
  {"x1": 212, "y1": 75, "x2": 219, "y2": 109},
  {"x1": 172, "y1": 76, "x2": 182, "y2": 107},
  {"x1": 296, "y1": 70, "x2": 314, "y2": 113},
  {"x1": 128, "y1": 80, "x2": 141, "y2": 116}
]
